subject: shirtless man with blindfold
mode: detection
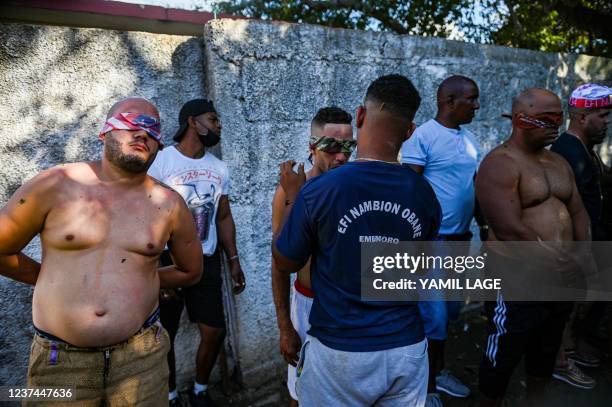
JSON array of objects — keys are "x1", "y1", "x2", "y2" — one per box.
[
  {"x1": 0, "y1": 97, "x2": 203, "y2": 406},
  {"x1": 476, "y1": 88, "x2": 590, "y2": 406}
]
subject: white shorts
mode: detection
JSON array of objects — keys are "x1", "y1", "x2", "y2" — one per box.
[{"x1": 287, "y1": 281, "x2": 313, "y2": 401}]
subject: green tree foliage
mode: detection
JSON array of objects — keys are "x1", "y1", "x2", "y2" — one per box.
[
  {"x1": 492, "y1": 0, "x2": 611, "y2": 57},
  {"x1": 215, "y1": 0, "x2": 468, "y2": 36},
  {"x1": 215, "y1": 0, "x2": 611, "y2": 57}
]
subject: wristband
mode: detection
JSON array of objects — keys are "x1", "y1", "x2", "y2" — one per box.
[{"x1": 229, "y1": 255, "x2": 239, "y2": 261}]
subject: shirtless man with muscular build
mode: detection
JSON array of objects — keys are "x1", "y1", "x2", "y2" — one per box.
[
  {"x1": 476, "y1": 88, "x2": 590, "y2": 406},
  {"x1": 0, "y1": 97, "x2": 203, "y2": 406}
]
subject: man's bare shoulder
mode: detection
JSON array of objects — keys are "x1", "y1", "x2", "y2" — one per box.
[
  {"x1": 480, "y1": 143, "x2": 520, "y2": 174},
  {"x1": 4, "y1": 163, "x2": 96, "y2": 213},
  {"x1": 148, "y1": 176, "x2": 184, "y2": 205},
  {"x1": 52, "y1": 162, "x2": 94, "y2": 172},
  {"x1": 41, "y1": 162, "x2": 101, "y2": 183},
  {"x1": 149, "y1": 175, "x2": 174, "y2": 191},
  {"x1": 24, "y1": 163, "x2": 88, "y2": 191}
]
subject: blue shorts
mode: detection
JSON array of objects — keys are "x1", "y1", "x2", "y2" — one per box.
[
  {"x1": 419, "y1": 301, "x2": 462, "y2": 340},
  {"x1": 419, "y1": 232, "x2": 471, "y2": 340}
]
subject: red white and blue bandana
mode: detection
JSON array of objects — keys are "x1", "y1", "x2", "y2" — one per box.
[
  {"x1": 99, "y1": 112, "x2": 163, "y2": 146},
  {"x1": 569, "y1": 84, "x2": 612, "y2": 109},
  {"x1": 514, "y1": 113, "x2": 563, "y2": 130}
]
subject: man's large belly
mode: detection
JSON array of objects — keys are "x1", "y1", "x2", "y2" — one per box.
[
  {"x1": 32, "y1": 255, "x2": 160, "y2": 347},
  {"x1": 521, "y1": 197, "x2": 573, "y2": 242}
]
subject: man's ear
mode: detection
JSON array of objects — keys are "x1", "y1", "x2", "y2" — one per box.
[
  {"x1": 187, "y1": 116, "x2": 201, "y2": 131},
  {"x1": 356, "y1": 105, "x2": 366, "y2": 129},
  {"x1": 404, "y1": 122, "x2": 416, "y2": 141},
  {"x1": 446, "y1": 95, "x2": 455, "y2": 107},
  {"x1": 308, "y1": 147, "x2": 315, "y2": 165}
]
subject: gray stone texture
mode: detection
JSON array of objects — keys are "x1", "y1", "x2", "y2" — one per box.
[
  {"x1": 203, "y1": 18, "x2": 612, "y2": 390},
  {"x1": 0, "y1": 23, "x2": 205, "y2": 386}
]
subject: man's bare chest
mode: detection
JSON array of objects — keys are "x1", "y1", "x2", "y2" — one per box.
[
  {"x1": 42, "y1": 189, "x2": 172, "y2": 254},
  {"x1": 518, "y1": 156, "x2": 572, "y2": 208}
]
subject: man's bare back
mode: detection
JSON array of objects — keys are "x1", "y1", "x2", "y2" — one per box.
[{"x1": 0, "y1": 98, "x2": 203, "y2": 348}]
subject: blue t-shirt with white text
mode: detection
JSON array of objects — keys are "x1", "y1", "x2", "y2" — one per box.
[{"x1": 275, "y1": 161, "x2": 441, "y2": 352}]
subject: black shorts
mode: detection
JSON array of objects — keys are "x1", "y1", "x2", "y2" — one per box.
[
  {"x1": 478, "y1": 296, "x2": 572, "y2": 398},
  {"x1": 159, "y1": 250, "x2": 226, "y2": 331}
]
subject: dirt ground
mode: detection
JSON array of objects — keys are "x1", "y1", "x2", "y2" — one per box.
[{"x1": 205, "y1": 305, "x2": 612, "y2": 407}]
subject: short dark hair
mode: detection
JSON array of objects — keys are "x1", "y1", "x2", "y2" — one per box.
[
  {"x1": 568, "y1": 104, "x2": 611, "y2": 119},
  {"x1": 568, "y1": 104, "x2": 585, "y2": 120},
  {"x1": 312, "y1": 106, "x2": 352, "y2": 127},
  {"x1": 365, "y1": 74, "x2": 421, "y2": 120}
]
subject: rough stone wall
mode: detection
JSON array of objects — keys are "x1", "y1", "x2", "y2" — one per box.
[
  {"x1": 0, "y1": 23, "x2": 205, "y2": 386},
  {"x1": 203, "y1": 19, "x2": 612, "y2": 390}
]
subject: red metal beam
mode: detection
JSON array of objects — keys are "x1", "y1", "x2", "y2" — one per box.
[{"x1": 4, "y1": 0, "x2": 240, "y2": 25}]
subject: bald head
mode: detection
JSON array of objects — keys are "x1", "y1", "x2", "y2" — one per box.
[
  {"x1": 107, "y1": 97, "x2": 159, "y2": 120},
  {"x1": 511, "y1": 88, "x2": 561, "y2": 116},
  {"x1": 509, "y1": 88, "x2": 564, "y2": 150},
  {"x1": 437, "y1": 76, "x2": 477, "y2": 106},
  {"x1": 436, "y1": 75, "x2": 479, "y2": 127}
]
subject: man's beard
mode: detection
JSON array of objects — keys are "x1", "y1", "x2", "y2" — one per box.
[{"x1": 105, "y1": 136, "x2": 157, "y2": 174}]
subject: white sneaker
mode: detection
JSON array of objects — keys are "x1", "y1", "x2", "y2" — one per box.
[{"x1": 435, "y1": 369, "x2": 470, "y2": 398}]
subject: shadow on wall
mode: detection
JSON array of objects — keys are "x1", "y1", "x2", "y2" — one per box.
[{"x1": 0, "y1": 24, "x2": 207, "y2": 199}]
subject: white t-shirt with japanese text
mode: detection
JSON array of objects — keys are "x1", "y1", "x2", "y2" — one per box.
[{"x1": 148, "y1": 146, "x2": 230, "y2": 255}]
